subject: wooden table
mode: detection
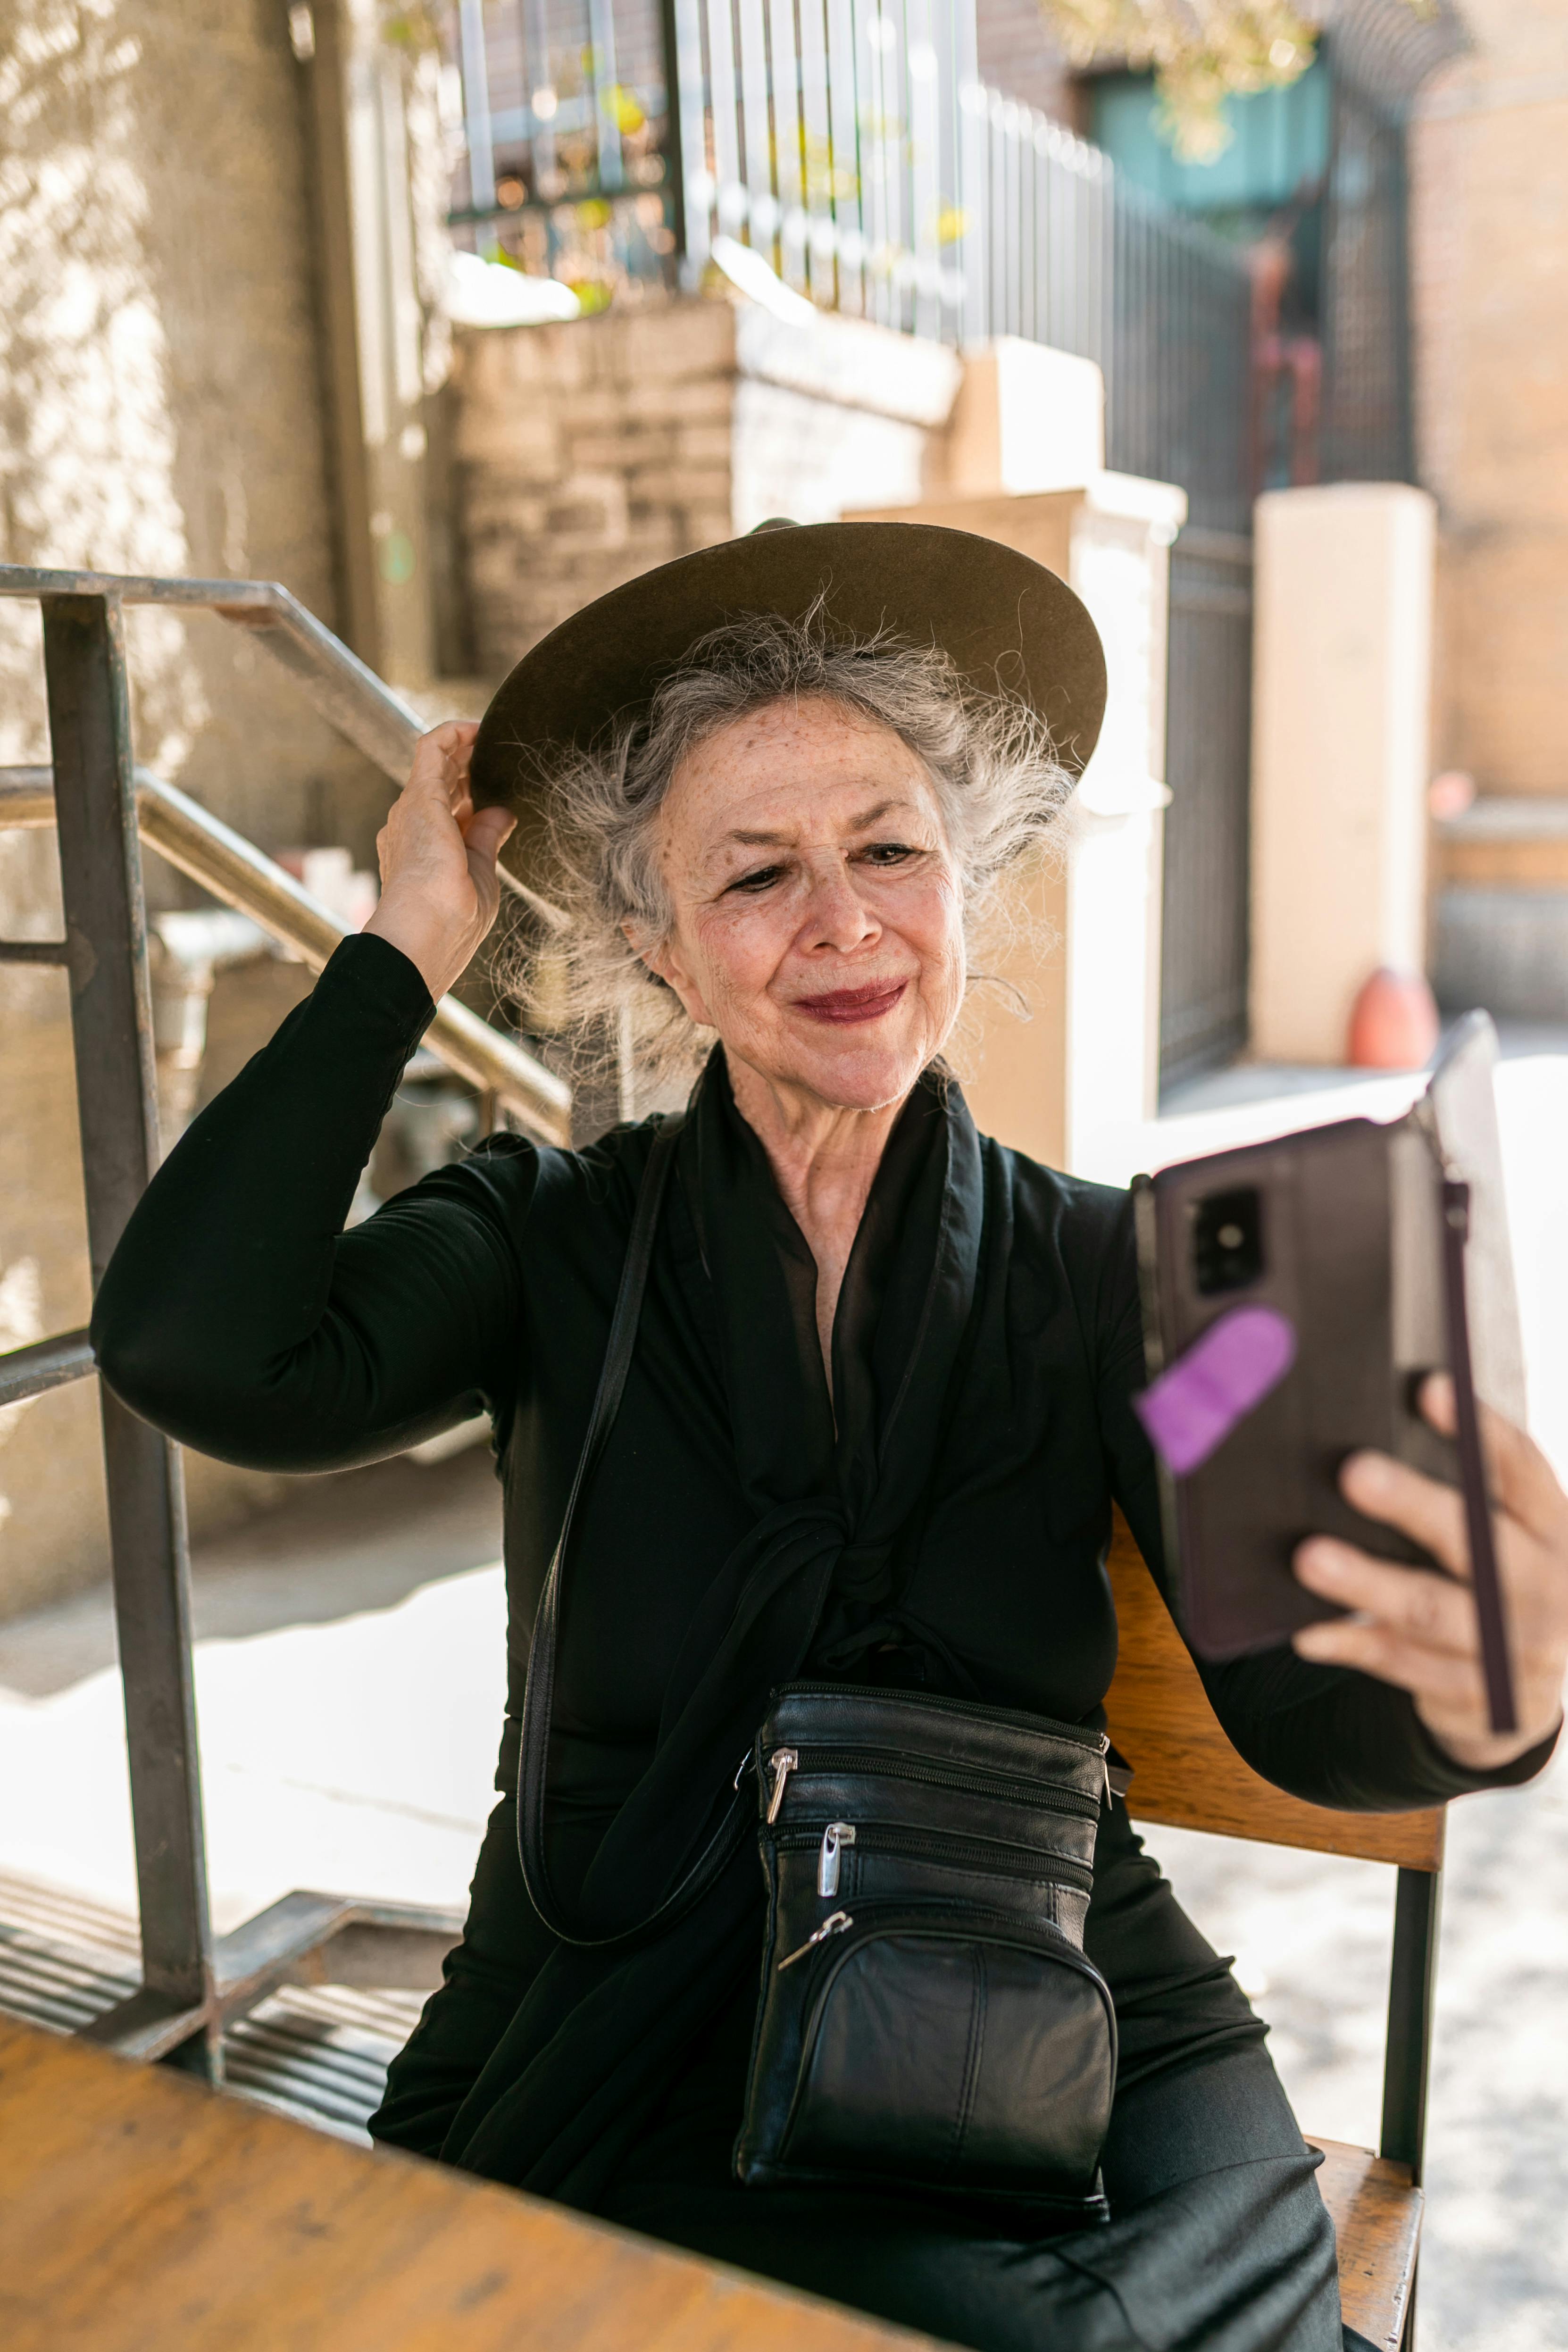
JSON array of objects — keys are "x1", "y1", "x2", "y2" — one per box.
[
  {"x1": 0, "y1": 2013, "x2": 1419, "y2": 2350},
  {"x1": 0, "y1": 2018, "x2": 936, "y2": 2351}
]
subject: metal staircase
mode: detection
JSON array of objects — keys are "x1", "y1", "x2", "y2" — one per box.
[{"x1": 0, "y1": 563, "x2": 570, "y2": 2080}]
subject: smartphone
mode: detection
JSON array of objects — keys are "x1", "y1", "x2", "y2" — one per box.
[{"x1": 1131, "y1": 1016, "x2": 1525, "y2": 1663}]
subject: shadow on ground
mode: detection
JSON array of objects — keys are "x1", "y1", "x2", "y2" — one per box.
[{"x1": 0, "y1": 1444, "x2": 503, "y2": 1698}]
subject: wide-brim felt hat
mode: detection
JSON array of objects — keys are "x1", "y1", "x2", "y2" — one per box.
[{"x1": 471, "y1": 518, "x2": 1106, "y2": 888}]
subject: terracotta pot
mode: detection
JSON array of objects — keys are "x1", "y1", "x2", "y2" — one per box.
[{"x1": 1346, "y1": 967, "x2": 1441, "y2": 1070}]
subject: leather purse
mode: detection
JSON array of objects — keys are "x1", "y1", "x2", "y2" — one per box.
[
  {"x1": 517, "y1": 1116, "x2": 1117, "y2": 2215},
  {"x1": 734, "y1": 1681, "x2": 1115, "y2": 2213}
]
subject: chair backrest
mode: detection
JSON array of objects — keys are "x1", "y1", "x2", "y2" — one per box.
[
  {"x1": 1103, "y1": 1513, "x2": 1444, "y2": 1871},
  {"x1": 1103, "y1": 1511, "x2": 1444, "y2": 2184}
]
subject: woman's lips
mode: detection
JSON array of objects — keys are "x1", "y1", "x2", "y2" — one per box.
[{"x1": 792, "y1": 980, "x2": 909, "y2": 1026}]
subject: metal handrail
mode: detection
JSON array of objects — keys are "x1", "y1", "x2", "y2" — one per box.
[
  {"x1": 0, "y1": 560, "x2": 573, "y2": 1140},
  {"x1": 137, "y1": 772, "x2": 570, "y2": 1138},
  {"x1": 0, "y1": 563, "x2": 568, "y2": 931},
  {"x1": 0, "y1": 765, "x2": 570, "y2": 1143},
  {"x1": 0, "y1": 563, "x2": 421, "y2": 772},
  {"x1": 0, "y1": 1326, "x2": 93, "y2": 1410},
  {"x1": 0, "y1": 576, "x2": 550, "y2": 2080}
]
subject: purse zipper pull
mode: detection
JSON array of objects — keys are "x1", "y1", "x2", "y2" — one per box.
[
  {"x1": 765, "y1": 1747, "x2": 799, "y2": 1824},
  {"x1": 777, "y1": 1910, "x2": 852, "y2": 1971},
  {"x1": 817, "y1": 1820, "x2": 857, "y2": 1898}
]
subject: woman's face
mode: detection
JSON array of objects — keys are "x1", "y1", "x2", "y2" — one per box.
[{"x1": 642, "y1": 695, "x2": 966, "y2": 1113}]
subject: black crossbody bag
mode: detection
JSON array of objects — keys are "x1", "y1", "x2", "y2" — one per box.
[{"x1": 517, "y1": 1119, "x2": 1116, "y2": 2218}]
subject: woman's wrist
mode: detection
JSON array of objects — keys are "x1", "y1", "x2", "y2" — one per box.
[
  {"x1": 1420, "y1": 1701, "x2": 1563, "y2": 1778},
  {"x1": 363, "y1": 891, "x2": 466, "y2": 1001}
]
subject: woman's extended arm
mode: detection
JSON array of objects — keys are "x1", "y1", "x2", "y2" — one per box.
[{"x1": 1095, "y1": 1200, "x2": 1563, "y2": 1809}]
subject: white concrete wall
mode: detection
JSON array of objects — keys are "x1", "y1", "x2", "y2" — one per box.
[
  {"x1": 1250, "y1": 484, "x2": 1438, "y2": 1064},
  {"x1": 853, "y1": 462, "x2": 1184, "y2": 1175},
  {"x1": 934, "y1": 338, "x2": 1105, "y2": 500}
]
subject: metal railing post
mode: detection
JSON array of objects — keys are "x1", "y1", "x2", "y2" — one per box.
[{"x1": 40, "y1": 592, "x2": 217, "y2": 2077}]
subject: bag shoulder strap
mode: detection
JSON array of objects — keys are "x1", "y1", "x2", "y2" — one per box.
[{"x1": 516, "y1": 1117, "x2": 743, "y2": 1950}]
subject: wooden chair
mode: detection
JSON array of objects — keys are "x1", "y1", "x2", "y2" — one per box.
[{"x1": 1103, "y1": 1515, "x2": 1442, "y2": 2352}]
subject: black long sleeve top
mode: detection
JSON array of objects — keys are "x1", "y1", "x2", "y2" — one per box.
[{"x1": 91, "y1": 935, "x2": 1550, "y2": 2202}]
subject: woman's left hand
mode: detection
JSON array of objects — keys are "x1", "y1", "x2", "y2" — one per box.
[{"x1": 1292, "y1": 1375, "x2": 1568, "y2": 1772}]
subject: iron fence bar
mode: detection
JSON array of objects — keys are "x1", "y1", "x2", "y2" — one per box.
[
  {"x1": 587, "y1": 0, "x2": 625, "y2": 192},
  {"x1": 518, "y1": 0, "x2": 557, "y2": 201},
  {"x1": 458, "y1": 0, "x2": 498, "y2": 217},
  {"x1": 735, "y1": 0, "x2": 772, "y2": 249},
  {"x1": 1175, "y1": 527, "x2": 1254, "y2": 566},
  {"x1": 0, "y1": 1326, "x2": 94, "y2": 1409},
  {"x1": 908, "y1": 0, "x2": 940, "y2": 342},
  {"x1": 769, "y1": 0, "x2": 805, "y2": 292},
  {"x1": 661, "y1": 0, "x2": 704, "y2": 272},
  {"x1": 40, "y1": 591, "x2": 217, "y2": 2078},
  {"x1": 798, "y1": 0, "x2": 832, "y2": 300},
  {"x1": 825, "y1": 0, "x2": 860, "y2": 314}
]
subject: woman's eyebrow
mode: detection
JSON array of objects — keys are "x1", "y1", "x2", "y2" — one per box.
[{"x1": 720, "y1": 797, "x2": 912, "y2": 851}]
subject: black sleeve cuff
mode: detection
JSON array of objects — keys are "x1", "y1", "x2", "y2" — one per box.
[
  {"x1": 316, "y1": 927, "x2": 438, "y2": 1043},
  {"x1": 1407, "y1": 1703, "x2": 1562, "y2": 1802}
]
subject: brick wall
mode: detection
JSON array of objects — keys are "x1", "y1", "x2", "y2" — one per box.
[
  {"x1": 450, "y1": 297, "x2": 962, "y2": 682},
  {"x1": 451, "y1": 301, "x2": 738, "y2": 679},
  {"x1": 1410, "y1": 3, "x2": 1568, "y2": 803},
  {"x1": 975, "y1": 0, "x2": 1080, "y2": 122},
  {"x1": 0, "y1": 0, "x2": 417, "y2": 1616}
]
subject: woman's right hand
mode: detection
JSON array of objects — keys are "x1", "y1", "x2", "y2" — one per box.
[{"x1": 363, "y1": 722, "x2": 516, "y2": 1001}]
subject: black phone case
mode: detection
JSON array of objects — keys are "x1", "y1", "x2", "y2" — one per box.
[{"x1": 1132, "y1": 1113, "x2": 1460, "y2": 1662}]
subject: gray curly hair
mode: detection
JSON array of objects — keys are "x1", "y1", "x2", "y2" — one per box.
[{"x1": 513, "y1": 604, "x2": 1074, "y2": 1080}]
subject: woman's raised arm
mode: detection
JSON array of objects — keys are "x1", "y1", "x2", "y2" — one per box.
[{"x1": 92, "y1": 727, "x2": 531, "y2": 1474}]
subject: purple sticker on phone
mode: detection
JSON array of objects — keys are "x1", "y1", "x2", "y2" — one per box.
[{"x1": 1134, "y1": 1304, "x2": 1297, "y2": 1477}]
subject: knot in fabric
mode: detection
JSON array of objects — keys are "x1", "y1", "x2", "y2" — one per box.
[{"x1": 833, "y1": 1539, "x2": 895, "y2": 1601}]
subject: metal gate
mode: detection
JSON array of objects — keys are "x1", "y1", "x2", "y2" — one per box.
[
  {"x1": 1159, "y1": 531, "x2": 1254, "y2": 1091},
  {"x1": 1098, "y1": 181, "x2": 1255, "y2": 1093}
]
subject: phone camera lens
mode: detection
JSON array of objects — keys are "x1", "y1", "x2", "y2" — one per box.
[{"x1": 1193, "y1": 1188, "x2": 1264, "y2": 1295}]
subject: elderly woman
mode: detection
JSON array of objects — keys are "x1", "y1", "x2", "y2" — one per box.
[{"x1": 94, "y1": 523, "x2": 1566, "y2": 2352}]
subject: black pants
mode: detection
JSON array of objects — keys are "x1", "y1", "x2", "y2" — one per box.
[{"x1": 599, "y1": 2043, "x2": 1371, "y2": 2352}]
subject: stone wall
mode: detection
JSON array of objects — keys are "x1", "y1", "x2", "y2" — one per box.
[
  {"x1": 450, "y1": 300, "x2": 737, "y2": 678},
  {"x1": 1407, "y1": 0, "x2": 1568, "y2": 1008},
  {"x1": 1410, "y1": 0, "x2": 1568, "y2": 804},
  {"x1": 975, "y1": 0, "x2": 1079, "y2": 125},
  {"x1": 0, "y1": 0, "x2": 437, "y2": 1618},
  {"x1": 449, "y1": 295, "x2": 962, "y2": 683}
]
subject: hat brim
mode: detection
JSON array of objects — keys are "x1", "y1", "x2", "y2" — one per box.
[{"x1": 471, "y1": 520, "x2": 1106, "y2": 884}]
